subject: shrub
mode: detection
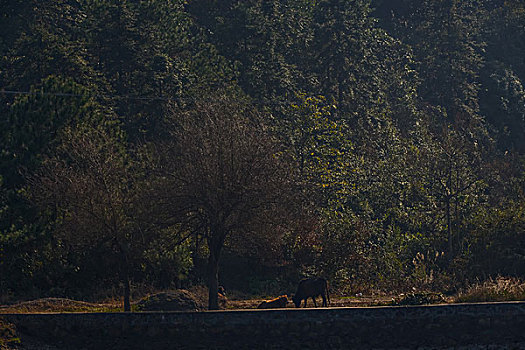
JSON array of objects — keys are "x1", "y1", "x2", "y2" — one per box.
[
  {"x1": 454, "y1": 277, "x2": 525, "y2": 303},
  {"x1": 0, "y1": 317, "x2": 20, "y2": 348}
]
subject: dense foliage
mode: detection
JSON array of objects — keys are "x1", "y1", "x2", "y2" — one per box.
[{"x1": 1, "y1": 0, "x2": 524, "y2": 308}]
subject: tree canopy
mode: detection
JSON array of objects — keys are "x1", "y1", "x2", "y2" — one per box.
[{"x1": 1, "y1": 0, "x2": 524, "y2": 309}]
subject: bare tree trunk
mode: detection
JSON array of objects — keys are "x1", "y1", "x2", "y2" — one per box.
[
  {"x1": 446, "y1": 194, "x2": 452, "y2": 256},
  {"x1": 123, "y1": 275, "x2": 131, "y2": 312},
  {"x1": 207, "y1": 229, "x2": 226, "y2": 311},
  {"x1": 121, "y1": 248, "x2": 131, "y2": 312},
  {"x1": 207, "y1": 245, "x2": 220, "y2": 310},
  {"x1": 447, "y1": 166, "x2": 453, "y2": 258}
]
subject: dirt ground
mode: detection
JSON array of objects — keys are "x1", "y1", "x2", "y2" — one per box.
[
  {"x1": 227, "y1": 294, "x2": 396, "y2": 309},
  {"x1": 0, "y1": 297, "x2": 121, "y2": 314},
  {"x1": 0, "y1": 294, "x2": 399, "y2": 314},
  {"x1": 0, "y1": 292, "x2": 447, "y2": 349}
]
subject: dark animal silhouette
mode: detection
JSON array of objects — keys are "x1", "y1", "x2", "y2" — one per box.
[
  {"x1": 218, "y1": 286, "x2": 227, "y2": 308},
  {"x1": 257, "y1": 295, "x2": 288, "y2": 309},
  {"x1": 292, "y1": 278, "x2": 330, "y2": 308}
]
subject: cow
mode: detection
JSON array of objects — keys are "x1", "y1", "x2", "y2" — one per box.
[
  {"x1": 292, "y1": 277, "x2": 330, "y2": 308},
  {"x1": 257, "y1": 295, "x2": 288, "y2": 309}
]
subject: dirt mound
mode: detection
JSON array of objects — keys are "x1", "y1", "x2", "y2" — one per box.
[
  {"x1": 0, "y1": 297, "x2": 113, "y2": 314},
  {"x1": 136, "y1": 290, "x2": 205, "y2": 312}
]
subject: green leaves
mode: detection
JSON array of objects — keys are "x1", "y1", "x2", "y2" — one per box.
[
  {"x1": 283, "y1": 93, "x2": 343, "y2": 178},
  {"x1": 2, "y1": 77, "x2": 103, "y2": 183},
  {"x1": 1, "y1": 0, "x2": 525, "y2": 298}
]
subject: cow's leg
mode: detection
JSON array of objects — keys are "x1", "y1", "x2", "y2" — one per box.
[
  {"x1": 312, "y1": 296, "x2": 317, "y2": 307},
  {"x1": 322, "y1": 294, "x2": 327, "y2": 307}
]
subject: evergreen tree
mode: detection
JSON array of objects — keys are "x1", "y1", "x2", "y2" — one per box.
[
  {"x1": 391, "y1": 0, "x2": 487, "y2": 128},
  {"x1": 0, "y1": 77, "x2": 105, "y2": 296},
  {"x1": 480, "y1": 1, "x2": 525, "y2": 153}
]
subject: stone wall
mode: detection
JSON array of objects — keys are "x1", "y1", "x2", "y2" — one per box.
[{"x1": 2, "y1": 302, "x2": 525, "y2": 349}]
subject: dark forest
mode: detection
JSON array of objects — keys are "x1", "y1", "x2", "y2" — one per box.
[{"x1": 1, "y1": 0, "x2": 524, "y2": 310}]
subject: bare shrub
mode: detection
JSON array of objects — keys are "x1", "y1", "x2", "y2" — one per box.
[{"x1": 454, "y1": 277, "x2": 525, "y2": 303}]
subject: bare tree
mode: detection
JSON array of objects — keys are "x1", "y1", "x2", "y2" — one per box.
[
  {"x1": 28, "y1": 124, "x2": 151, "y2": 311},
  {"x1": 152, "y1": 95, "x2": 298, "y2": 310}
]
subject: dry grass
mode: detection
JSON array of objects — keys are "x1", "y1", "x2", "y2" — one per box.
[
  {"x1": 5, "y1": 278, "x2": 525, "y2": 315},
  {"x1": 226, "y1": 294, "x2": 394, "y2": 309},
  {"x1": 0, "y1": 290, "x2": 396, "y2": 314},
  {"x1": 0, "y1": 297, "x2": 122, "y2": 314},
  {"x1": 454, "y1": 277, "x2": 525, "y2": 303}
]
